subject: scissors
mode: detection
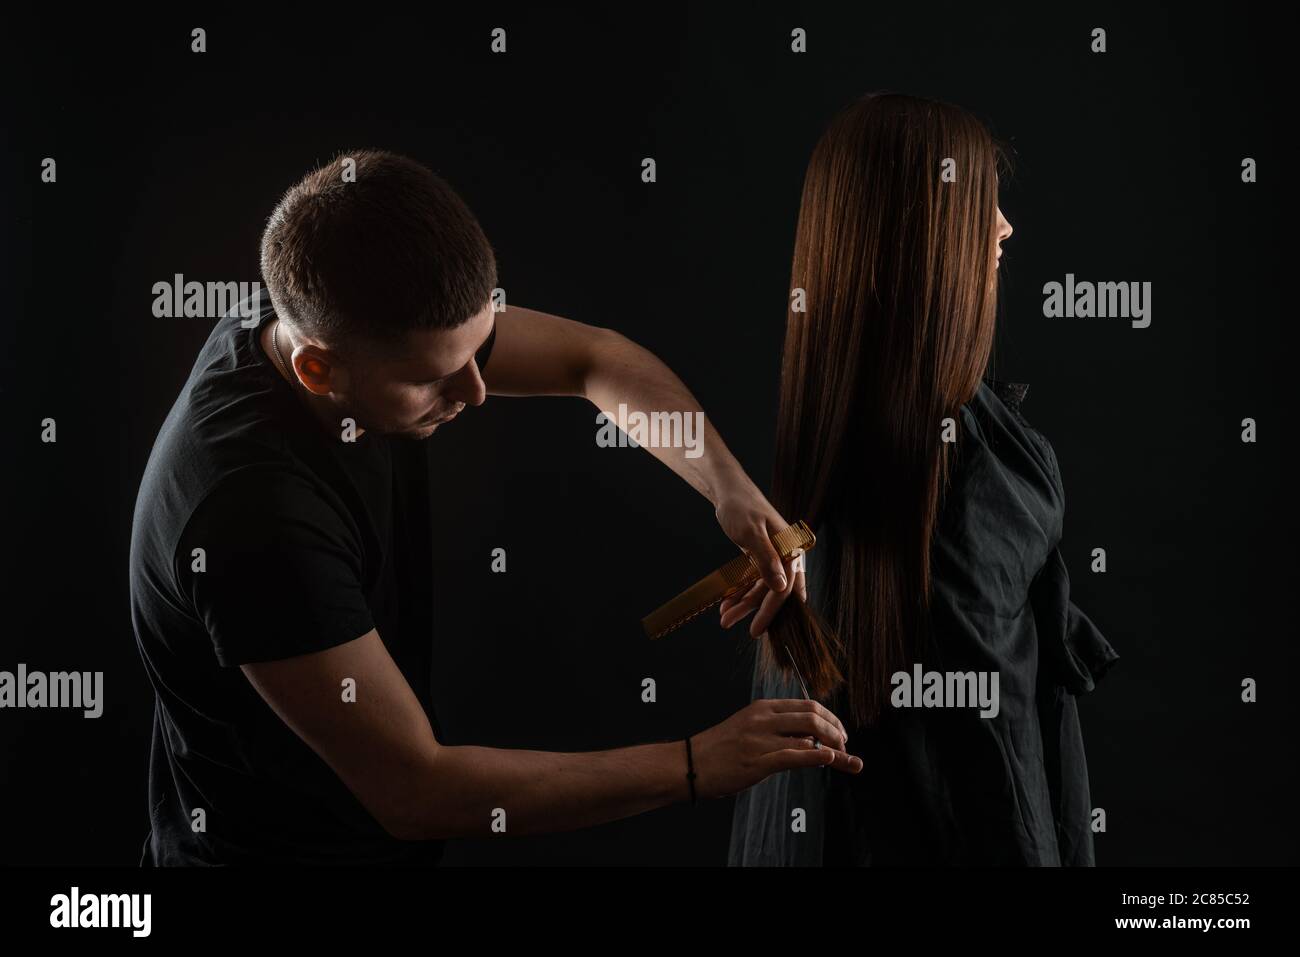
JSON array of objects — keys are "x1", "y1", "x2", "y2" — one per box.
[{"x1": 770, "y1": 636, "x2": 831, "y2": 782}]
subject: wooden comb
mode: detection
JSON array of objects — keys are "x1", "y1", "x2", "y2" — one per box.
[{"x1": 642, "y1": 521, "x2": 816, "y2": 639}]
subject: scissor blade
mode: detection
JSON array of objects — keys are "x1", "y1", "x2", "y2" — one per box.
[
  {"x1": 788, "y1": 654, "x2": 812, "y2": 700},
  {"x1": 773, "y1": 639, "x2": 823, "y2": 752}
]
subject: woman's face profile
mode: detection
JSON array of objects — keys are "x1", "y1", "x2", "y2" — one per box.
[{"x1": 995, "y1": 206, "x2": 1013, "y2": 265}]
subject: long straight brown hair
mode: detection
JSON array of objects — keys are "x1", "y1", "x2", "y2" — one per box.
[{"x1": 765, "y1": 92, "x2": 1009, "y2": 730}]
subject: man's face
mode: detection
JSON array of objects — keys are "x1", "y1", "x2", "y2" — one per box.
[{"x1": 334, "y1": 303, "x2": 495, "y2": 439}]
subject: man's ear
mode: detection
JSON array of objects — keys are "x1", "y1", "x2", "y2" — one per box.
[{"x1": 294, "y1": 345, "x2": 345, "y2": 396}]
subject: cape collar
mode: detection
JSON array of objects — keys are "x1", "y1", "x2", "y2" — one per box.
[{"x1": 983, "y1": 377, "x2": 1030, "y2": 414}]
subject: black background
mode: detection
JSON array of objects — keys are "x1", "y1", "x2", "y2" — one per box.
[{"x1": 5, "y1": 5, "x2": 1294, "y2": 865}]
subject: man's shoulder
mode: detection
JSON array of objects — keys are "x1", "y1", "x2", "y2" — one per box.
[
  {"x1": 135, "y1": 383, "x2": 297, "y2": 541},
  {"x1": 132, "y1": 303, "x2": 322, "y2": 576}
]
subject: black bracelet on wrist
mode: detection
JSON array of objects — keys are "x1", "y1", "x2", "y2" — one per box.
[{"x1": 684, "y1": 735, "x2": 698, "y2": 806}]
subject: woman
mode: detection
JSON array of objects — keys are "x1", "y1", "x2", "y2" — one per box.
[{"x1": 726, "y1": 92, "x2": 1119, "y2": 866}]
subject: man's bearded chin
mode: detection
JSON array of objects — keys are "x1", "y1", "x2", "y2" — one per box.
[
  {"x1": 332, "y1": 393, "x2": 384, "y2": 436},
  {"x1": 346, "y1": 397, "x2": 431, "y2": 440}
]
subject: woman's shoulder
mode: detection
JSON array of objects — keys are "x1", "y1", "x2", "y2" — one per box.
[
  {"x1": 946, "y1": 375, "x2": 1066, "y2": 545},
  {"x1": 971, "y1": 376, "x2": 1034, "y2": 432},
  {"x1": 982, "y1": 377, "x2": 1031, "y2": 419},
  {"x1": 963, "y1": 377, "x2": 1060, "y2": 483}
]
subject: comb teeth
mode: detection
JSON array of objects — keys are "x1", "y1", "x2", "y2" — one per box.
[
  {"x1": 718, "y1": 554, "x2": 757, "y2": 589},
  {"x1": 771, "y1": 522, "x2": 812, "y2": 555},
  {"x1": 641, "y1": 521, "x2": 816, "y2": 639}
]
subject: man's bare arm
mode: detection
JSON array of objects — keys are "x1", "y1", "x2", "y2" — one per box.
[
  {"x1": 483, "y1": 306, "x2": 752, "y2": 508},
  {"x1": 241, "y1": 629, "x2": 857, "y2": 841},
  {"x1": 481, "y1": 304, "x2": 807, "y2": 634}
]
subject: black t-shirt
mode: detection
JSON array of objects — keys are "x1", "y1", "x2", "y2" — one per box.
[{"x1": 129, "y1": 288, "x2": 494, "y2": 865}]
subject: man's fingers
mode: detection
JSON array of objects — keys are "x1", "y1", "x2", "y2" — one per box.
[
  {"x1": 748, "y1": 588, "x2": 784, "y2": 638},
  {"x1": 722, "y1": 544, "x2": 804, "y2": 632},
  {"x1": 723, "y1": 516, "x2": 810, "y2": 627},
  {"x1": 765, "y1": 699, "x2": 848, "y2": 744},
  {"x1": 747, "y1": 525, "x2": 786, "y2": 593},
  {"x1": 764, "y1": 712, "x2": 846, "y2": 750},
  {"x1": 720, "y1": 580, "x2": 765, "y2": 628},
  {"x1": 822, "y1": 748, "x2": 863, "y2": 773},
  {"x1": 765, "y1": 746, "x2": 862, "y2": 775},
  {"x1": 749, "y1": 561, "x2": 798, "y2": 637}
]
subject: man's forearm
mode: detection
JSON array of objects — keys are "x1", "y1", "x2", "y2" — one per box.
[
  {"x1": 583, "y1": 331, "x2": 756, "y2": 508},
  {"x1": 399, "y1": 740, "x2": 690, "y2": 841}
]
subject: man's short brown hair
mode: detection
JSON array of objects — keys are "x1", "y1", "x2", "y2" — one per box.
[{"x1": 260, "y1": 149, "x2": 497, "y2": 345}]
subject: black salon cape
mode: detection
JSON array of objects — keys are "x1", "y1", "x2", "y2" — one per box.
[{"x1": 728, "y1": 378, "x2": 1119, "y2": 866}]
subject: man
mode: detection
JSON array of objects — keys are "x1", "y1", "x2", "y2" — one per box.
[{"x1": 129, "y1": 150, "x2": 861, "y2": 865}]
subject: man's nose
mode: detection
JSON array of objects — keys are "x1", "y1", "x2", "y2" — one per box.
[{"x1": 448, "y1": 364, "x2": 487, "y2": 407}]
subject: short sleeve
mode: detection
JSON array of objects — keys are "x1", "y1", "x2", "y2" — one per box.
[{"x1": 176, "y1": 469, "x2": 376, "y2": 667}]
